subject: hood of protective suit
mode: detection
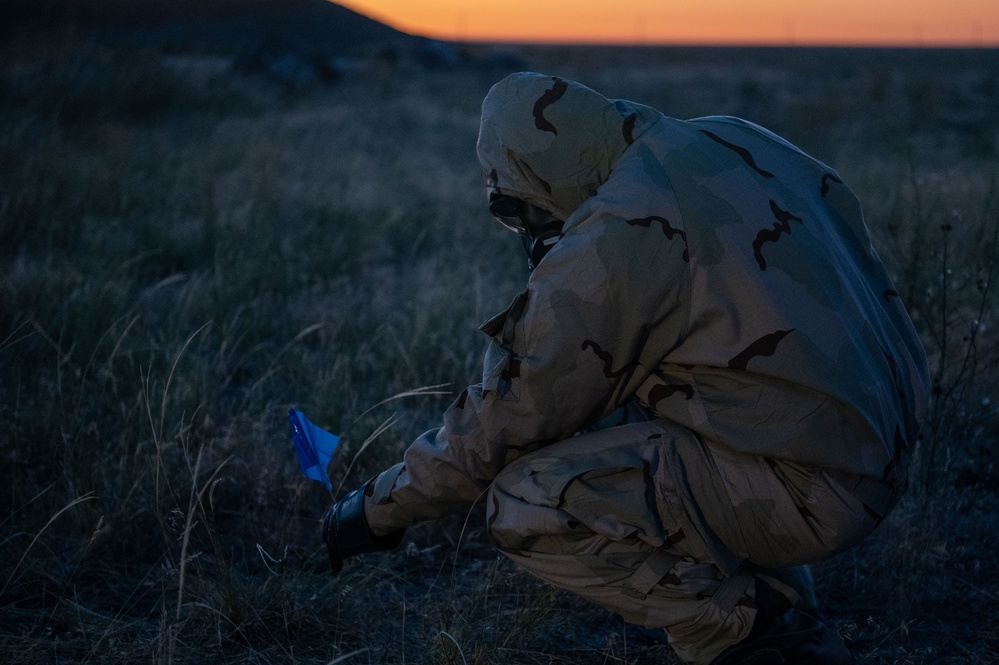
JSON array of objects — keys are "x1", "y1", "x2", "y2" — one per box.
[{"x1": 477, "y1": 72, "x2": 663, "y2": 221}]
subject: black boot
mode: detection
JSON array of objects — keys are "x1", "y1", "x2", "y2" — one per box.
[{"x1": 711, "y1": 579, "x2": 853, "y2": 665}]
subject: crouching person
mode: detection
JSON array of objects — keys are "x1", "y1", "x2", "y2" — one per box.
[{"x1": 321, "y1": 73, "x2": 929, "y2": 664}]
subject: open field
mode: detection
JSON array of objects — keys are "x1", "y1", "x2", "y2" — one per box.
[{"x1": 2, "y1": 34, "x2": 999, "y2": 664}]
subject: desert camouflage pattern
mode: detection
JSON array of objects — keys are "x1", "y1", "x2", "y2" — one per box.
[{"x1": 362, "y1": 73, "x2": 930, "y2": 662}]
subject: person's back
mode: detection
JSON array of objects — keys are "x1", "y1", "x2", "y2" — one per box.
[{"x1": 612, "y1": 113, "x2": 928, "y2": 484}]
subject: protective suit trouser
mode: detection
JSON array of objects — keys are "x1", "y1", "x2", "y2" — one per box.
[{"x1": 486, "y1": 417, "x2": 884, "y2": 664}]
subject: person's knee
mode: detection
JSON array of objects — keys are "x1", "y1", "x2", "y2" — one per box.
[
  {"x1": 484, "y1": 467, "x2": 538, "y2": 553},
  {"x1": 484, "y1": 482, "x2": 505, "y2": 547},
  {"x1": 486, "y1": 460, "x2": 598, "y2": 556}
]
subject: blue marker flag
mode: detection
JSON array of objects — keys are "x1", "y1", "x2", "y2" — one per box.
[{"x1": 288, "y1": 409, "x2": 340, "y2": 491}]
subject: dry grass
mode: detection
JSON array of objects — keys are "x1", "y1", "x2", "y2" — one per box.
[{"x1": 1, "y1": 36, "x2": 998, "y2": 664}]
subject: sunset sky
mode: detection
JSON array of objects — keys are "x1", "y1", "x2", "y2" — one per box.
[{"x1": 338, "y1": 0, "x2": 998, "y2": 47}]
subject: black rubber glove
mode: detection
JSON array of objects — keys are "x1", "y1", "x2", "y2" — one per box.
[{"x1": 321, "y1": 482, "x2": 404, "y2": 573}]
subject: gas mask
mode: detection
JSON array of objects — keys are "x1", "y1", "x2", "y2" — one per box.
[{"x1": 488, "y1": 195, "x2": 564, "y2": 271}]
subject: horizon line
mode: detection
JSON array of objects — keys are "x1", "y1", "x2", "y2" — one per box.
[{"x1": 448, "y1": 37, "x2": 999, "y2": 50}]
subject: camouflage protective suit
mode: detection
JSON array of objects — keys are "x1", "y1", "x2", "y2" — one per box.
[{"x1": 362, "y1": 72, "x2": 929, "y2": 663}]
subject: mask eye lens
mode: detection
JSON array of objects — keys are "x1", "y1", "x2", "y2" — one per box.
[
  {"x1": 489, "y1": 196, "x2": 527, "y2": 234},
  {"x1": 488, "y1": 196, "x2": 519, "y2": 217}
]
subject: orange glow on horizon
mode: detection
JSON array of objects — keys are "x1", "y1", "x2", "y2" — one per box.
[{"x1": 337, "y1": 0, "x2": 999, "y2": 47}]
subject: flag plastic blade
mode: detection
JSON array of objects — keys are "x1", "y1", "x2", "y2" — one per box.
[{"x1": 288, "y1": 409, "x2": 339, "y2": 491}]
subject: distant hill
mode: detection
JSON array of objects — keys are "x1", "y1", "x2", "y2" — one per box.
[{"x1": 0, "y1": 0, "x2": 416, "y2": 55}]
